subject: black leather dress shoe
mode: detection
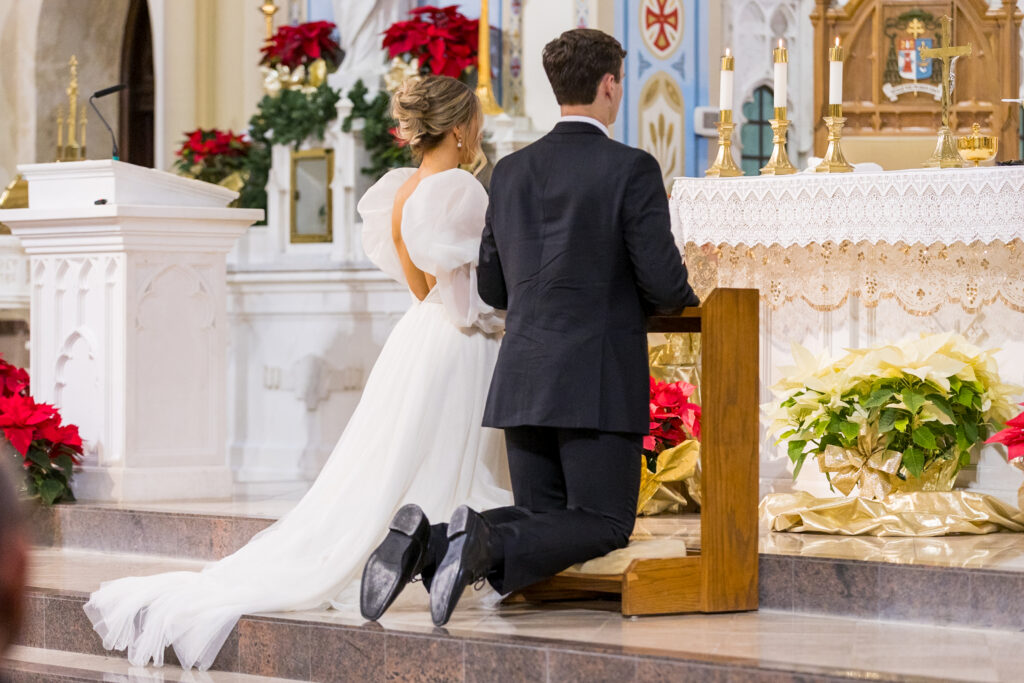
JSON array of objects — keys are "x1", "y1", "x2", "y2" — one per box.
[
  {"x1": 429, "y1": 505, "x2": 492, "y2": 626},
  {"x1": 360, "y1": 504, "x2": 431, "y2": 621}
]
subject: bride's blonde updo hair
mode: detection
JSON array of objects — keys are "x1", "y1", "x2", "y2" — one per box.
[{"x1": 392, "y1": 76, "x2": 481, "y2": 162}]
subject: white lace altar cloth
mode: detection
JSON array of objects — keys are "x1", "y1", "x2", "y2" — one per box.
[
  {"x1": 671, "y1": 167, "x2": 1024, "y2": 504},
  {"x1": 671, "y1": 167, "x2": 1024, "y2": 315}
]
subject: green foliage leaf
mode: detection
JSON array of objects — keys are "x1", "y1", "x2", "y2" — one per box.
[
  {"x1": 957, "y1": 385, "x2": 975, "y2": 407},
  {"x1": 902, "y1": 446, "x2": 925, "y2": 478},
  {"x1": 959, "y1": 450, "x2": 971, "y2": 468},
  {"x1": 27, "y1": 447, "x2": 50, "y2": 470},
  {"x1": 879, "y1": 409, "x2": 900, "y2": 433},
  {"x1": 39, "y1": 478, "x2": 65, "y2": 506},
  {"x1": 964, "y1": 420, "x2": 979, "y2": 444},
  {"x1": 912, "y1": 425, "x2": 937, "y2": 450},
  {"x1": 956, "y1": 425, "x2": 971, "y2": 453},
  {"x1": 901, "y1": 388, "x2": 927, "y2": 413},
  {"x1": 839, "y1": 420, "x2": 860, "y2": 442},
  {"x1": 926, "y1": 394, "x2": 956, "y2": 422},
  {"x1": 864, "y1": 389, "x2": 895, "y2": 408},
  {"x1": 895, "y1": 417, "x2": 910, "y2": 433},
  {"x1": 54, "y1": 453, "x2": 75, "y2": 476},
  {"x1": 788, "y1": 439, "x2": 807, "y2": 463}
]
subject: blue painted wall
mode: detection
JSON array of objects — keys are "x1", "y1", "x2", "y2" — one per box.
[{"x1": 615, "y1": 0, "x2": 709, "y2": 177}]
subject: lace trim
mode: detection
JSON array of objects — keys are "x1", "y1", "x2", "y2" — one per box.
[
  {"x1": 672, "y1": 167, "x2": 1024, "y2": 248},
  {"x1": 684, "y1": 240, "x2": 1024, "y2": 315}
]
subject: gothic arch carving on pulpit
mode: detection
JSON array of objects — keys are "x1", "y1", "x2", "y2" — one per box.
[
  {"x1": 133, "y1": 263, "x2": 217, "y2": 462},
  {"x1": 811, "y1": 0, "x2": 1022, "y2": 160}
]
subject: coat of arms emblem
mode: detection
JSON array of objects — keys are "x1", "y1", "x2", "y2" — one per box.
[{"x1": 883, "y1": 14, "x2": 942, "y2": 101}]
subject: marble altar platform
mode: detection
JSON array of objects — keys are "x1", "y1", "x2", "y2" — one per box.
[
  {"x1": 671, "y1": 166, "x2": 1024, "y2": 504},
  {"x1": 13, "y1": 495, "x2": 1024, "y2": 682}
]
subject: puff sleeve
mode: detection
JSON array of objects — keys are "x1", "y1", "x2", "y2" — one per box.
[{"x1": 401, "y1": 170, "x2": 504, "y2": 334}]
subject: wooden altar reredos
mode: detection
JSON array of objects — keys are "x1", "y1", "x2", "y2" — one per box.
[{"x1": 811, "y1": 0, "x2": 1022, "y2": 160}]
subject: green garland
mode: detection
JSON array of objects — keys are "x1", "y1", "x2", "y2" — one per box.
[
  {"x1": 342, "y1": 79, "x2": 413, "y2": 180},
  {"x1": 237, "y1": 81, "x2": 411, "y2": 218},
  {"x1": 239, "y1": 84, "x2": 342, "y2": 220}
]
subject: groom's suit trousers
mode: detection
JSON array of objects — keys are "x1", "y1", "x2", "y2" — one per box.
[
  {"x1": 423, "y1": 427, "x2": 640, "y2": 594},
  {"x1": 485, "y1": 426, "x2": 642, "y2": 594}
]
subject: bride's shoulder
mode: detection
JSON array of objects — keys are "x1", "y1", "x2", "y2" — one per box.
[
  {"x1": 417, "y1": 168, "x2": 487, "y2": 202},
  {"x1": 357, "y1": 168, "x2": 417, "y2": 214}
]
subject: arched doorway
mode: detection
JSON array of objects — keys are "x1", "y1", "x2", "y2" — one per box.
[{"x1": 118, "y1": 0, "x2": 155, "y2": 167}]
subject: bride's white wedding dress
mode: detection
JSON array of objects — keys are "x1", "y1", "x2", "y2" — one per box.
[{"x1": 84, "y1": 168, "x2": 513, "y2": 670}]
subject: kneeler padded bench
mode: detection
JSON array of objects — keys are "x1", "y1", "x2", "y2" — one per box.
[{"x1": 517, "y1": 288, "x2": 760, "y2": 616}]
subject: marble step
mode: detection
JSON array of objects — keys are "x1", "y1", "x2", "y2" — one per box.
[
  {"x1": 20, "y1": 548, "x2": 1018, "y2": 683},
  {"x1": 1, "y1": 645, "x2": 301, "y2": 683},
  {"x1": 28, "y1": 502, "x2": 277, "y2": 562},
  {"x1": 26, "y1": 503, "x2": 1024, "y2": 631}
]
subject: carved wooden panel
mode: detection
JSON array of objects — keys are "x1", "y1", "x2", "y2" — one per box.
[{"x1": 811, "y1": 0, "x2": 1022, "y2": 160}]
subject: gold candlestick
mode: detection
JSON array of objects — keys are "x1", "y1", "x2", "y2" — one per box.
[
  {"x1": 816, "y1": 104, "x2": 853, "y2": 173},
  {"x1": 475, "y1": 0, "x2": 503, "y2": 115},
  {"x1": 260, "y1": 1, "x2": 278, "y2": 42},
  {"x1": 705, "y1": 110, "x2": 742, "y2": 177},
  {"x1": 760, "y1": 106, "x2": 796, "y2": 175}
]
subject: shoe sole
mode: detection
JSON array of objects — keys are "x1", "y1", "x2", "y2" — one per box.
[
  {"x1": 360, "y1": 504, "x2": 428, "y2": 621},
  {"x1": 430, "y1": 505, "x2": 475, "y2": 627}
]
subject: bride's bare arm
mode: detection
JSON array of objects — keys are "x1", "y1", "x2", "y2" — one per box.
[{"x1": 391, "y1": 195, "x2": 436, "y2": 300}]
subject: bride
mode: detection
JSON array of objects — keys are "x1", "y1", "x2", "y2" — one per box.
[{"x1": 85, "y1": 75, "x2": 513, "y2": 670}]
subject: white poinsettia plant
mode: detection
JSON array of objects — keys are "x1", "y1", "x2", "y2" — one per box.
[{"x1": 765, "y1": 332, "x2": 1020, "y2": 493}]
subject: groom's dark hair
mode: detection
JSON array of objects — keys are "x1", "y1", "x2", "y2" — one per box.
[{"x1": 543, "y1": 29, "x2": 627, "y2": 106}]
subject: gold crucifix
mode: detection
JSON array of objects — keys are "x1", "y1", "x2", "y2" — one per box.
[{"x1": 918, "y1": 15, "x2": 972, "y2": 167}]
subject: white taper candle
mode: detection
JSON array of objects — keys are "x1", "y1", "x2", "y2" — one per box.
[
  {"x1": 773, "y1": 39, "x2": 788, "y2": 110},
  {"x1": 720, "y1": 48, "x2": 734, "y2": 111},
  {"x1": 828, "y1": 37, "x2": 844, "y2": 106}
]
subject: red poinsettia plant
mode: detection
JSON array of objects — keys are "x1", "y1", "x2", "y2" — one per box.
[
  {"x1": 174, "y1": 129, "x2": 251, "y2": 187},
  {"x1": 987, "y1": 403, "x2": 1024, "y2": 460},
  {"x1": 260, "y1": 20, "x2": 344, "y2": 72},
  {"x1": 0, "y1": 355, "x2": 83, "y2": 505},
  {"x1": 644, "y1": 376, "x2": 701, "y2": 472},
  {"x1": 382, "y1": 5, "x2": 480, "y2": 79}
]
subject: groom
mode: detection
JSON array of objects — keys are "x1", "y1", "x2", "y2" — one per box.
[{"x1": 361, "y1": 28, "x2": 698, "y2": 626}]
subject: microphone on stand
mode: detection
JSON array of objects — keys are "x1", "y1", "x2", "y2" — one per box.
[{"x1": 89, "y1": 84, "x2": 127, "y2": 160}]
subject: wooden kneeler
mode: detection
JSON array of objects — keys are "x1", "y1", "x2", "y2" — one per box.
[{"x1": 518, "y1": 288, "x2": 760, "y2": 616}]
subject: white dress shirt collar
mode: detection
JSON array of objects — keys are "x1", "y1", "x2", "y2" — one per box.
[{"x1": 558, "y1": 115, "x2": 610, "y2": 137}]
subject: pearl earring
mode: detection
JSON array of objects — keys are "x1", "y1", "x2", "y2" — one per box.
[{"x1": 457, "y1": 137, "x2": 463, "y2": 149}]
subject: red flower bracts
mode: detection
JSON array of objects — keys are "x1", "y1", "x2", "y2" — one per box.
[
  {"x1": 0, "y1": 355, "x2": 83, "y2": 504},
  {"x1": 987, "y1": 403, "x2": 1024, "y2": 461},
  {"x1": 382, "y1": 5, "x2": 480, "y2": 78},
  {"x1": 260, "y1": 20, "x2": 343, "y2": 71},
  {"x1": 174, "y1": 129, "x2": 251, "y2": 188},
  {"x1": 645, "y1": 376, "x2": 701, "y2": 455},
  {"x1": 176, "y1": 129, "x2": 250, "y2": 167}
]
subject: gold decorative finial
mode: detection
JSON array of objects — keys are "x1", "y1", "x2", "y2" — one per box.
[
  {"x1": 475, "y1": 0, "x2": 503, "y2": 115},
  {"x1": 56, "y1": 105, "x2": 64, "y2": 156},
  {"x1": 57, "y1": 56, "x2": 86, "y2": 161},
  {"x1": 260, "y1": 1, "x2": 279, "y2": 41}
]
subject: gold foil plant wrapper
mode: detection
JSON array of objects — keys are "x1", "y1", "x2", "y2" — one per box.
[{"x1": 765, "y1": 332, "x2": 1022, "y2": 499}]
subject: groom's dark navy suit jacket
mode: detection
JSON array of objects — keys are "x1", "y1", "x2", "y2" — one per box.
[{"x1": 478, "y1": 121, "x2": 699, "y2": 436}]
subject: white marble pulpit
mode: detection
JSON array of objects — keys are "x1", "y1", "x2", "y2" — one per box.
[
  {"x1": 0, "y1": 161, "x2": 262, "y2": 502},
  {"x1": 671, "y1": 166, "x2": 1024, "y2": 504}
]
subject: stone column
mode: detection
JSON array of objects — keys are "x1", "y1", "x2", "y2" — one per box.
[{"x1": 0, "y1": 160, "x2": 262, "y2": 502}]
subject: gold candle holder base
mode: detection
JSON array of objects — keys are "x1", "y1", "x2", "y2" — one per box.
[
  {"x1": 705, "y1": 110, "x2": 743, "y2": 178},
  {"x1": 923, "y1": 125, "x2": 965, "y2": 168},
  {"x1": 760, "y1": 108, "x2": 797, "y2": 176},
  {"x1": 816, "y1": 106, "x2": 853, "y2": 173}
]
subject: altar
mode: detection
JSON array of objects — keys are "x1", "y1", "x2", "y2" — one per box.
[{"x1": 671, "y1": 166, "x2": 1024, "y2": 504}]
